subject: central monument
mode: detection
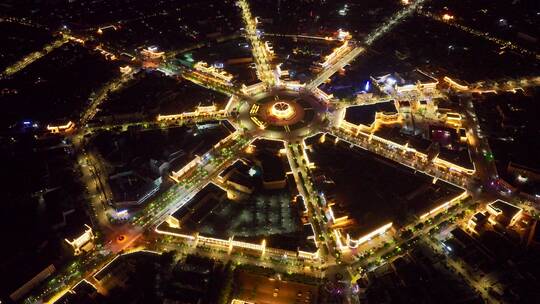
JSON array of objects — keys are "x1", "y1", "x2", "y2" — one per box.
[
  {"x1": 236, "y1": 84, "x2": 330, "y2": 140},
  {"x1": 270, "y1": 101, "x2": 295, "y2": 120}
]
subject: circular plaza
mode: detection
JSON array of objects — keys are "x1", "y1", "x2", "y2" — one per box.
[{"x1": 237, "y1": 86, "x2": 329, "y2": 141}]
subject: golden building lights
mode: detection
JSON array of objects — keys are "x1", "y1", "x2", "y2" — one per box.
[{"x1": 270, "y1": 101, "x2": 295, "y2": 120}]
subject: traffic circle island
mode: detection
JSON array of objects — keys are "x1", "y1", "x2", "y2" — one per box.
[{"x1": 237, "y1": 86, "x2": 329, "y2": 141}]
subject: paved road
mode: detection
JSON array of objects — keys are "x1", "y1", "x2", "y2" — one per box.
[
  {"x1": 306, "y1": 46, "x2": 365, "y2": 90},
  {"x1": 421, "y1": 236, "x2": 500, "y2": 303}
]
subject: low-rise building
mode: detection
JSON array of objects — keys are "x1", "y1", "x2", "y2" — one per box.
[
  {"x1": 487, "y1": 200, "x2": 522, "y2": 227},
  {"x1": 109, "y1": 170, "x2": 161, "y2": 208},
  {"x1": 64, "y1": 224, "x2": 96, "y2": 256},
  {"x1": 468, "y1": 211, "x2": 489, "y2": 232}
]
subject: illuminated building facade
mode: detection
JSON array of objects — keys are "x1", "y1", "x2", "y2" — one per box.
[
  {"x1": 486, "y1": 200, "x2": 523, "y2": 227},
  {"x1": 64, "y1": 224, "x2": 96, "y2": 256},
  {"x1": 193, "y1": 61, "x2": 234, "y2": 84},
  {"x1": 47, "y1": 121, "x2": 75, "y2": 134},
  {"x1": 141, "y1": 46, "x2": 164, "y2": 68},
  {"x1": 320, "y1": 40, "x2": 351, "y2": 68}
]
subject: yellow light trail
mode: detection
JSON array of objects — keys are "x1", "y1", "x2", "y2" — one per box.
[
  {"x1": 365, "y1": 0, "x2": 427, "y2": 46},
  {"x1": 237, "y1": 0, "x2": 276, "y2": 86},
  {"x1": 1, "y1": 37, "x2": 68, "y2": 77},
  {"x1": 80, "y1": 72, "x2": 135, "y2": 126},
  {"x1": 467, "y1": 76, "x2": 540, "y2": 93}
]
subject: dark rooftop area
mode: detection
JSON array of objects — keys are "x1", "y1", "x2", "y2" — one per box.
[
  {"x1": 488, "y1": 200, "x2": 521, "y2": 219},
  {"x1": 438, "y1": 146, "x2": 474, "y2": 170},
  {"x1": 306, "y1": 133, "x2": 463, "y2": 237},
  {"x1": 344, "y1": 101, "x2": 397, "y2": 126}
]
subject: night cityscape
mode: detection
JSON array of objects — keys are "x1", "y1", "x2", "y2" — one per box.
[{"x1": 1, "y1": 0, "x2": 539, "y2": 303}]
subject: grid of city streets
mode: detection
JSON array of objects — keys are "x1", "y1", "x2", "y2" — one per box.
[{"x1": 2, "y1": 0, "x2": 540, "y2": 303}]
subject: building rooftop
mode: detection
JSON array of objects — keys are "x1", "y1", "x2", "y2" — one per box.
[
  {"x1": 437, "y1": 146, "x2": 474, "y2": 170},
  {"x1": 258, "y1": 151, "x2": 286, "y2": 183},
  {"x1": 306, "y1": 133, "x2": 463, "y2": 239},
  {"x1": 429, "y1": 125, "x2": 458, "y2": 148},
  {"x1": 472, "y1": 212, "x2": 489, "y2": 223},
  {"x1": 374, "y1": 126, "x2": 433, "y2": 154},
  {"x1": 450, "y1": 227, "x2": 476, "y2": 248},
  {"x1": 487, "y1": 200, "x2": 522, "y2": 220},
  {"x1": 227, "y1": 169, "x2": 255, "y2": 191},
  {"x1": 219, "y1": 159, "x2": 250, "y2": 180},
  {"x1": 373, "y1": 126, "x2": 409, "y2": 146},
  {"x1": 171, "y1": 183, "x2": 226, "y2": 228},
  {"x1": 109, "y1": 171, "x2": 159, "y2": 207},
  {"x1": 344, "y1": 101, "x2": 397, "y2": 126}
]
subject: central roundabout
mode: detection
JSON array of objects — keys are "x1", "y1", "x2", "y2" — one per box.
[
  {"x1": 270, "y1": 101, "x2": 295, "y2": 120},
  {"x1": 236, "y1": 85, "x2": 330, "y2": 141},
  {"x1": 260, "y1": 97, "x2": 304, "y2": 126}
]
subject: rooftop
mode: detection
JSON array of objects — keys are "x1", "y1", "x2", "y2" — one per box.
[
  {"x1": 344, "y1": 101, "x2": 397, "y2": 127},
  {"x1": 437, "y1": 146, "x2": 474, "y2": 171},
  {"x1": 487, "y1": 200, "x2": 522, "y2": 220},
  {"x1": 306, "y1": 133, "x2": 463, "y2": 238}
]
